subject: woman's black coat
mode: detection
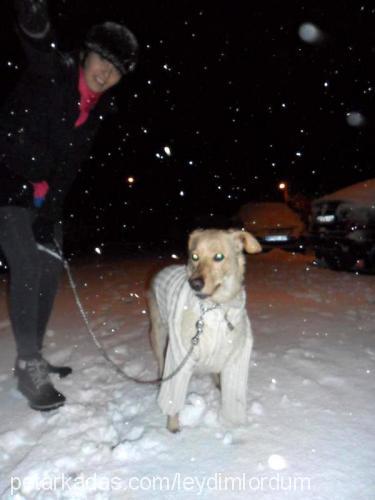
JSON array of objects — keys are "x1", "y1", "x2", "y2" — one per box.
[{"x1": 0, "y1": 25, "x2": 115, "y2": 223}]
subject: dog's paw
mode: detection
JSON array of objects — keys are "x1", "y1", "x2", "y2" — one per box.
[
  {"x1": 168, "y1": 427, "x2": 180, "y2": 434},
  {"x1": 167, "y1": 415, "x2": 180, "y2": 433}
]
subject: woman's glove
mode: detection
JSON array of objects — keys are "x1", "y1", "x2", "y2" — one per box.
[
  {"x1": 14, "y1": 0, "x2": 50, "y2": 35},
  {"x1": 31, "y1": 180, "x2": 49, "y2": 207}
]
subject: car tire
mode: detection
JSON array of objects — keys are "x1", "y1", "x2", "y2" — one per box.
[
  {"x1": 324, "y1": 254, "x2": 346, "y2": 271},
  {"x1": 321, "y1": 249, "x2": 357, "y2": 272},
  {"x1": 315, "y1": 249, "x2": 344, "y2": 271}
]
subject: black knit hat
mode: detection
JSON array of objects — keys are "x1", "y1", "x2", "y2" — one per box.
[{"x1": 84, "y1": 22, "x2": 139, "y2": 75}]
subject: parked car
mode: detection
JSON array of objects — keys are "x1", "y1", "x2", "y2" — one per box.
[
  {"x1": 238, "y1": 201, "x2": 305, "y2": 252},
  {"x1": 309, "y1": 178, "x2": 375, "y2": 272}
]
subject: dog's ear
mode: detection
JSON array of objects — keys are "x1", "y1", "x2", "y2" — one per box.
[
  {"x1": 231, "y1": 230, "x2": 262, "y2": 254},
  {"x1": 188, "y1": 229, "x2": 205, "y2": 251}
]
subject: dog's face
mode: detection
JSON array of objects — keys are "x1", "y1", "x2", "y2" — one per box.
[{"x1": 187, "y1": 229, "x2": 261, "y2": 303}]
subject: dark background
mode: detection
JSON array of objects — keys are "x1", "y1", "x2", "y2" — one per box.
[{"x1": 1, "y1": 0, "x2": 374, "y2": 253}]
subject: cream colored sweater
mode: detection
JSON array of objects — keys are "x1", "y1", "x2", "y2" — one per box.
[{"x1": 151, "y1": 265, "x2": 253, "y2": 423}]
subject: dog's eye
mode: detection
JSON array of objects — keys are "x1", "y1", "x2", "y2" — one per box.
[
  {"x1": 191, "y1": 253, "x2": 199, "y2": 262},
  {"x1": 213, "y1": 253, "x2": 225, "y2": 262}
]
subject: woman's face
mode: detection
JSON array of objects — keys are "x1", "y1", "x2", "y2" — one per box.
[{"x1": 82, "y1": 52, "x2": 122, "y2": 93}]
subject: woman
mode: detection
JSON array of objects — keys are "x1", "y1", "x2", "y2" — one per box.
[{"x1": 0, "y1": 0, "x2": 138, "y2": 410}]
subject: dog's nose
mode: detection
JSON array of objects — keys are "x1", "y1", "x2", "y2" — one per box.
[{"x1": 189, "y1": 277, "x2": 204, "y2": 292}]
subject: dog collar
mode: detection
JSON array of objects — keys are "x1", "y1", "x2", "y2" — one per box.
[{"x1": 191, "y1": 302, "x2": 235, "y2": 346}]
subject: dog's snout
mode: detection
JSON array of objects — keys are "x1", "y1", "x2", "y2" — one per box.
[{"x1": 189, "y1": 277, "x2": 204, "y2": 292}]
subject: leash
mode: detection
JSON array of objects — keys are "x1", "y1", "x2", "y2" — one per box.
[{"x1": 39, "y1": 241, "x2": 226, "y2": 385}]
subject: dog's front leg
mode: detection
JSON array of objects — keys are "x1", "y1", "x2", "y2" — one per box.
[
  {"x1": 167, "y1": 414, "x2": 180, "y2": 433},
  {"x1": 158, "y1": 337, "x2": 194, "y2": 433},
  {"x1": 148, "y1": 291, "x2": 169, "y2": 377},
  {"x1": 220, "y1": 334, "x2": 253, "y2": 424}
]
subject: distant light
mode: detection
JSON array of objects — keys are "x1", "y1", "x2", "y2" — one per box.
[
  {"x1": 179, "y1": 191, "x2": 185, "y2": 197},
  {"x1": 316, "y1": 214, "x2": 335, "y2": 223},
  {"x1": 164, "y1": 146, "x2": 172, "y2": 156},
  {"x1": 94, "y1": 247, "x2": 101, "y2": 255},
  {"x1": 127, "y1": 177, "x2": 135, "y2": 184},
  {"x1": 279, "y1": 182, "x2": 286, "y2": 190},
  {"x1": 346, "y1": 111, "x2": 365, "y2": 127},
  {"x1": 298, "y1": 22, "x2": 322, "y2": 44},
  {"x1": 171, "y1": 254, "x2": 179, "y2": 259}
]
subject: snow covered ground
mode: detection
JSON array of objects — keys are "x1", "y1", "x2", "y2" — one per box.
[{"x1": 0, "y1": 249, "x2": 374, "y2": 499}]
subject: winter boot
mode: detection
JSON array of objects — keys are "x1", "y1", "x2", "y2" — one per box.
[
  {"x1": 44, "y1": 360, "x2": 72, "y2": 378},
  {"x1": 14, "y1": 356, "x2": 65, "y2": 411}
]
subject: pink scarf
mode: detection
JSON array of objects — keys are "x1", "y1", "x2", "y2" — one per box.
[{"x1": 74, "y1": 66, "x2": 103, "y2": 128}]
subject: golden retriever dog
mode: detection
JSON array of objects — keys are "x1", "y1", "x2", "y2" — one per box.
[{"x1": 149, "y1": 229, "x2": 261, "y2": 432}]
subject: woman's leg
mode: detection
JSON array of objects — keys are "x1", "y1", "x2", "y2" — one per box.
[
  {"x1": 34, "y1": 224, "x2": 72, "y2": 377},
  {"x1": 0, "y1": 207, "x2": 42, "y2": 357},
  {"x1": 0, "y1": 207, "x2": 65, "y2": 409},
  {"x1": 36, "y1": 227, "x2": 64, "y2": 352}
]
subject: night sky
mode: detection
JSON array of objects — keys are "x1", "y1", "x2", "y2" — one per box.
[{"x1": 1, "y1": 0, "x2": 374, "y2": 250}]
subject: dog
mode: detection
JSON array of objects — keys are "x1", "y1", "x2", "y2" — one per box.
[{"x1": 149, "y1": 229, "x2": 261, "y2": 432}]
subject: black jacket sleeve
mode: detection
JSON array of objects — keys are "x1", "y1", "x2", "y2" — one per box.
[
  {"x1": 14, "y1": 0, "x2": 61, "y2": 77},
  {"x1": 14, "y1": 0, "x2": 50, "y2": 36},
  {"x1": 0, "y1": 1, "x2": 70, "y2": 183}
]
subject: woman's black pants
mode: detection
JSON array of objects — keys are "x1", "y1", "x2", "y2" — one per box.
[{"x1": 0, "y1": 207, "x2": 63, "y2": 358}]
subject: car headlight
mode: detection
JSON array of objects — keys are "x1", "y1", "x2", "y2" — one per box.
[
  {"x1": 316, "y1": 214, "x2": 335, "y2": 223},
  {"x1": 264, "y1": 235, "x2": 290, "y2": 242}
]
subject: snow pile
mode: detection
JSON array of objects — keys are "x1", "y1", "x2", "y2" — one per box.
[
  {"x1": 314, "y1": 178, "x2": 375, "y2": 224},
  {"x1": 0, "y1": 250, "x2": 374, "y2": 499},
  {"x1": 316, "y1": 178, "x2": 375, "y2": 207},
  {"x1": 238, "y1": 202, "x2": 305, "y2": 236}
]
